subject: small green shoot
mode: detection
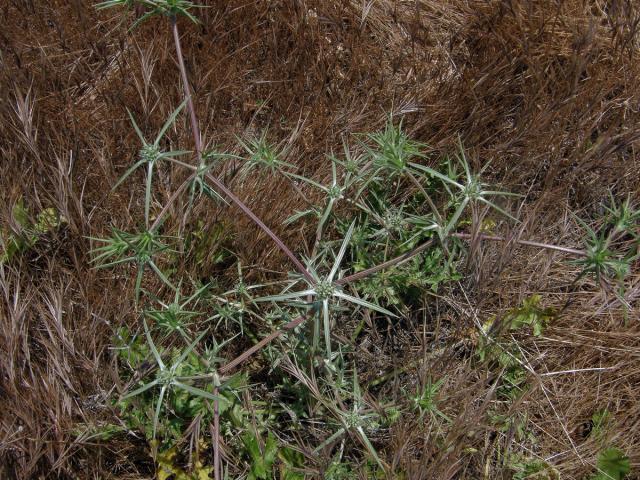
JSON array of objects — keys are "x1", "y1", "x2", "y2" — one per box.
[
  {"x1": 410, "y1": 377, "x2": 451, "y2": 422},
  {"x1": 591, "y1": 447, "x2": 630, "y2": 480}
]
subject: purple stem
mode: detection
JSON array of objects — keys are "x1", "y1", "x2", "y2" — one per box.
[
  {"x1": 452, "y1": 232, "x2": 586, "y2": 256},
  {"x1": 170, "y1": 17, "x2": 313, "y2": 283}
]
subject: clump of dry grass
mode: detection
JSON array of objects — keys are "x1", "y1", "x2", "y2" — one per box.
[{"x1": 1, "y1": 1, "x2": 639, "y2": 479}]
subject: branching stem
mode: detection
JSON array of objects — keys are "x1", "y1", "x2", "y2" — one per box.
[{"x1": 170, "y1": 17, "x2": 313, "y2": 283}]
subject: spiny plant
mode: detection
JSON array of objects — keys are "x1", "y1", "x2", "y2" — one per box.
[
  {"x1": 574, "y1": 219, "x2": 630, "y2": 283},
  {"x1": 90, "y1": 227, "x2": 175, "y2": 302},
  {"x1": 116, "y1": 100, "x2": 190, "y2": 227},
  {"x1": 92, "y1": 2, "x2": 634, "y2": 477},
  {"x1": 286, "y1": 155, "x2": 358, "y2": 240},
  {"x1": 121, "y1": 321, "x2": 222, "y2": 441},
  {"x1": 362, "y1": 117, "x2": 425, "y2": 180},
  {"x1": 314, "y1": 373, "x2": 384, "y2": 471},
  {"x1": 253, "y1": 222, "x2": 396, "y2": 359},
  {"x1": 97, "y1": 0, "x2": 203, "y2": 28},
  {"x1": 144, "y1": 281, "x2": 210, "y2": 340},
  {"x1": 410, "y1": 138, "x2": 522, "y2": 235},
  {"x1": 237, "y1": 131, "x2": 295, "y2": 177},
  {"x1": 572, "y1": 197, "x2": 640, "y2": 295},
  {"x1": 187, "y1": 148, "x2": 232, "y2": 206}
]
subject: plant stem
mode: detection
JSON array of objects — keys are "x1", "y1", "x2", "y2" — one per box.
[
  {"x1": 336, "y1": 238, "x2": 436, "y2": 285},
  {"x1": 171, "y1": 17, "x2": 202, "y2": 154},
  {"x1": 170, "y1": 17, "x2": 313, "y2": 283},
  {"x1": 213, "y1": 387, "x2": 220, "y2": 480},
  {"x1": 204, "y1": 171, "x2": 314, "y2": 283},
  {"x1": 150, "y1": 170, "x2": 196, "y2": 231},
  {"x1": 451, "y1": 232, "x2": 586, "y2": 256},
  {"x1": 219, "y1": 314, "x2": 307, "y2": 374}
]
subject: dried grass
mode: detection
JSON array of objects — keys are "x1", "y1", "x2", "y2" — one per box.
[{"x1": 1, "y1": 0, "x2": 639, "y2": 478}]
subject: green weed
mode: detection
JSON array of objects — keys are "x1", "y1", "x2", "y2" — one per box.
[
  {"x1": 591, "y1": 447, "x2": 630, "y2": 480},
  {"x1": 1, "y1": 199, "x2": 65, "y2": 264}
]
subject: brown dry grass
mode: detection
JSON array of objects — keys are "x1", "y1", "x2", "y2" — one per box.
[{"x1": 1, "y1": 0, "x2": 639, "y2": 478}]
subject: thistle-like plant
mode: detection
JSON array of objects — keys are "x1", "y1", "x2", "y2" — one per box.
[
  {"x1": 410, "y1": 377, "x2": 451, "y2": 422},
  {"x1": 145, "y1": 282, "x2": 210, "y2": 340},
  {"x1": 603, "y1": 192, "x2": 640, "y2": 238},
  {"x1": 572, "y1": 216, "x2": 634, "y2": 286},
  {"x1": 406, "y1": 212, "x2": 442, "y2": 243},
  {"x1": 356, "y1": 198, "x2": 410, "y2": 240},
  {"x1": 410, "y1": 139, "x2": 521, "y2": 235},
  {"x1": 364, "y1": 117, "x2": 426, "y2": 178},
  {"x1": 286, "y1": 159, "x2": 357, "y2": 239},
  {"x1": 253, "y1": 222, "x2": 396, "y2": 358},
  {"x1": 187, "y1": 149, "x2": 233, "y2": 205},
  {"x1": 314, "y1": 369, "x2": 383, "y2": 470},
  {"x1": 114, "y1": 100, "x2": 190, "y2": 227},
  {"x1": 237, "y1": 131, "x2": 295, "y2": 177},
  {"x1": 121, "y1": 321, "x2": 222, "y2": 440},
  {"x1": 97, "y1": 0, "x2": 203, "y2": 27},
  {"x1": 90, "y1": 227, "x2": 175, "y2": 302},
  {"x1": 333, "y1": 139, "x2": 368, "y2": 178},
  {"x1": 207, "y1": 263, "x2": 265, "y2": 333}
]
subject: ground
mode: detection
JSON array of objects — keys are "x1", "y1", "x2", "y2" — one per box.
[{"x1": 1, "y1": 1, "x2": 639, "y2": 479}]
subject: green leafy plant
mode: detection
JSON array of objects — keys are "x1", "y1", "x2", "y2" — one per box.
[
  {"x1": 240, "y1": 430, "x2": 279, "y2": 480},
  {"x1": 590, "y1": 409, "x2": 613, "y2": 440},
  {"x1": 504, "y1": 294, "x2": 555, "y2": 337},
  {"x1": 120, "y1": 321, "x2": 223, "y2": 440},
  {"x1": 477, "y1": 297, "x2": 551, "y2": 401},
  {"x1": 507, "y1": 454, "x2": 559, "y2": 480},
  {"x1": 89, "y1": 3, "x2": 635, "y2": 478},
  {"x1": 157, "y1": 445, "x2": 214, "y2": 480},
  {"x1": 1, "y1": 199, "x2": 65, "y2": 264},
  {"x1": 591, "y1": 447, "x2": 630, "y2": 480},
  {"x1": 410, "y1": 377, "x2": 451, "y2": 422},
  {"x1": 363, "y1": 117, "x2": 426, "y2": 180}
]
